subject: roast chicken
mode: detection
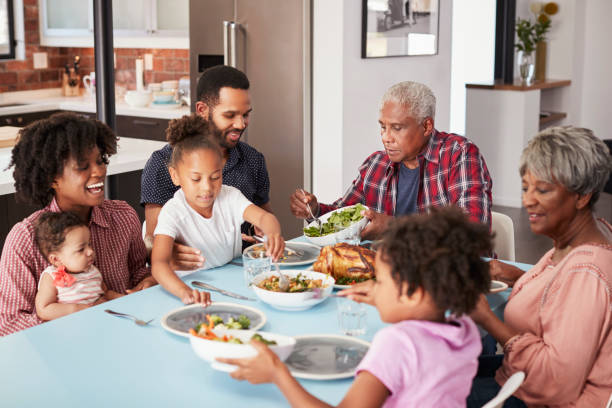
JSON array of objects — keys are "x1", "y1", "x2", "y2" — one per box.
[{"x1": 313, "y1": 243, "x2": 375, "y2": 282}]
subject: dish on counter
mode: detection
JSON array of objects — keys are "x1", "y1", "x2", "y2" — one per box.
[
  {"x1": 161, "y1": 302, "x2": 266, "y2": 338},
  {"x1": 285, "y1": 334, "x2": 370, "y2": 380}
]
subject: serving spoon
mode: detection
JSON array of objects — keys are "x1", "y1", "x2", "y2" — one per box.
[{"x1": 299, "y1": 188, "x2": 322, "y2": 234}]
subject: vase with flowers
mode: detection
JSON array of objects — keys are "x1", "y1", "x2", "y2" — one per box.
[
  {"x1": 515, "y1": 18, "x2": 536, "y2": 85},
  {"x1": 531, "y1": 2, "x2": 558, "y2": 80}
]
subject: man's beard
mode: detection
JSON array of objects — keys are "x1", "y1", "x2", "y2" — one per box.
[{"x1": 208, "y1": 111, "x2": 241, "y2": 150}]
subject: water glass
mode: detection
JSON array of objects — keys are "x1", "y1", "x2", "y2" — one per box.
[
  {"x1": 336, "y1": 297, "x2": 367, "y2": 336},
  {"x1": 242, "y1": 252, "x2": 271, "y2": 288}
]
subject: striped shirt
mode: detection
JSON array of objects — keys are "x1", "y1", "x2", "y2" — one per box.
[
  {"x1": 319, "y1": 130, "x2": 493, "y2": 228},
  {"x1": 0, "y1": 199, "x2": 150, "y2": 336},
  {"x1": 38, "y1": 265, "x2": 104, "y2": 305}
]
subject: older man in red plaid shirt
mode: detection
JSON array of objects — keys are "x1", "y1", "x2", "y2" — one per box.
[{"x1": 290, "y1": 81, "x2": 492, "y2": 239}]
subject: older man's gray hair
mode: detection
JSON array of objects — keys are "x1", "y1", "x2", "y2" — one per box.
[
  {"x1": 520, "y1": 126, "x2": 612, "y2": 206},
  {"x1": 380, "y1": 81, "x2": 436, "y2": 122}
]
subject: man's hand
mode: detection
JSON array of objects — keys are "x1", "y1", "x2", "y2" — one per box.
[
  {"x1": 289, "y1": 189, "x2": 319, "y2": 219},
  {"x1": 217, "y1": 340, "x2": 286, "y2": 384},
  {"x1": 169, "y1": 243, "x2": 205, "y2": 271},
  {"x1": 360, "y1": 209, "x2": 392, "y2": 240},
  {"x1": 489, "y1": 260, "x2": 525, "y2": 287},
  {"x1": 337, "y1": 279, "x2": 376, "y2": 306},
  {"x1": 126, "y1": 276, "x2": 157, "y2": 294}
]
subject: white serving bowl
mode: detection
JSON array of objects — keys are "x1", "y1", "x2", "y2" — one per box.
[
  {"x1": 190, "y1": 329, "x2": 296, "y2": 372},
  {"x1": 303, "y1": 204, "x2": 369, "y2": 247},
  {"x1": 251, "y1": 270, "x2": 335, "y2": 311},
  {"x1": 125, "y1": 90, "x2": 152, "y2": 107}
]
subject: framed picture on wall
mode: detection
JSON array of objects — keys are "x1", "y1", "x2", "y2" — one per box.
[{"x1": 361, "y1": 0, "x2": 440, "y2": 58}]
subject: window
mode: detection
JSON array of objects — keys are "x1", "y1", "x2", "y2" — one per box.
[{"x1": 0, "y1": 0, "x2": 16, "y2": 59}]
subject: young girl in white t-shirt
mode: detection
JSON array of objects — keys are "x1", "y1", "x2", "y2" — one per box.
[
  {"x1": 218, "y1": 207, "x2": 492, "y2": 408},
  {"x1": 151, "y1": 114, "x2": 284, "y2": 305},
  {"x1": 34, "y1": 212, "x2": 122, "y2": 320}
]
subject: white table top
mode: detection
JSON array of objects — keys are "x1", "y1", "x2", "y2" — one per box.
[{"x1": 0, "y1": 137, "x2": 166, "y2": 195}]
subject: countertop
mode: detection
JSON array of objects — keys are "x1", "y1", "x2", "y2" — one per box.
[
  {"x1": 0, "y1": 136, "x2": 166, "y2": 195},
  {"x1": 0, "y1": 88, "x2": 190, "y2": 120}
]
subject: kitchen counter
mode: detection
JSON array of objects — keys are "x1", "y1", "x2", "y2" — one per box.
[
  {"x1": 0, "y1": 88, "x2": 190, "y2": 120},
  {"x1": 0, "y1": 136, "x2": 166, "y2": 195}
]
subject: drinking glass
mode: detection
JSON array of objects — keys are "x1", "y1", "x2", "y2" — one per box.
[
  {"x1": 242, "y1": 252, "x2": 271, "y2": 288},
  {"x1": 336, "y1": 297, "x2": 367, "y2": 336}
]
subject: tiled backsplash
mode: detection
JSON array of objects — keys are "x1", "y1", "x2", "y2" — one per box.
[{"x1": 0, "y1": 0, "x2": 189, "y2": 93}]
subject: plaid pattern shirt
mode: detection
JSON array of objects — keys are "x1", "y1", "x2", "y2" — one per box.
[
  {"x1": 319, "y1": 130, "x2": 492, "y2": 228},
  {"x1": 0, "y1": 199, "x2": 150, "y2": 337}
]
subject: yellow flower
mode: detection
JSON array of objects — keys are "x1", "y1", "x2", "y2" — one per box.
[
  {"x1": 543, "y1": 2, "x2": 559, "y2": 15},
  {"x1": 530, "y1": 2, "x2": 543, "y2": 14},
  {"x1": 538, "y1": 14, "x2": 550, "y2": 24}
]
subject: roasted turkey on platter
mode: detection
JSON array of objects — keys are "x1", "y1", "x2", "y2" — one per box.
[{"x1": 312, "y1": 243, "x2": 375, "y2": 284}]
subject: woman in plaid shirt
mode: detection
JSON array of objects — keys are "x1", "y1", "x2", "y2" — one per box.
[
  {"x1": 0, "y1": 113, "x2": 158, "y2": 336},
  {"x1": 290, "y1": 81, "x2": 492, "y2": 239}
]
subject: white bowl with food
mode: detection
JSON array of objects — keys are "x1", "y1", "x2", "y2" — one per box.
[
  {"x1": 303, "y1": 204, "x2": 369, "y2": 247},
  {"x1": 190, "y1": 329, "x2": 296, "y2": 372},
  {"x1": 251, "y1": 270, "x2": 335, "y2": 311}
]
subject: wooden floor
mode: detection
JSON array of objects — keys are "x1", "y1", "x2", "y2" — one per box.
[{"x1": 493, "y1": 192, "x2": 612, "y2": 265}]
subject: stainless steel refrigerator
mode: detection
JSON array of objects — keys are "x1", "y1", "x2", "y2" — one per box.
[{"x1": 189, "y1": 0, "x2": 311, "y2": 238}]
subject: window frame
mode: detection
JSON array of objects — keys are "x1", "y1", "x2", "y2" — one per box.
[{"x1": 0, "y1": 0, "x2": 16, "y2": 60}]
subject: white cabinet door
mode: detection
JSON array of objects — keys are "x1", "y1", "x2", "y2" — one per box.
[{"x1": 155, "y1": 0, "x2": 188, "y2": 32}]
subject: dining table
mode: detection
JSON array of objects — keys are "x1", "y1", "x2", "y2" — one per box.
[{"x1": 0, "y1": 252, "x2": 532, "y2": 407}]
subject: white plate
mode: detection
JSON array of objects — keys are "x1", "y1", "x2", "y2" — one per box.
[
  {"x1": 286, "y1": 334, "x2": 370, "y2": 380},
  {"x1": 243, "y1": 242, "x2": 321, "y2": 267},
  {"x1": 160, "y1": 302, "x2": 267, "y2": 338},
  {"x1": 303, "y1": 205, "x2": 369, "y2": 247},
  {"x1": 490, "y1": 280, "x2": 509, "y2": 293}
]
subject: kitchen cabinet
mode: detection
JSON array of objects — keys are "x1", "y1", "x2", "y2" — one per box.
[
  {"x1": 0, "y1": 110, "x2": 60, "y2": 127},
  {"x1": 116, "y1": 115, "x2": 169, "y2": 142},
  {"x1": 40, "y1": 0, "x2": 188, "y2": 48}
]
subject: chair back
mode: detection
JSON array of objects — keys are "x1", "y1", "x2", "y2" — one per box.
[
  {"x1": 491, "y1": 211, "x2": 515, "y2": 261},
  {"x1": 606, "y1": 391, "x2": 612, "y2": 408},
  {"x1": 482, "y1": 371, "x2": 525, "y2": 408}
]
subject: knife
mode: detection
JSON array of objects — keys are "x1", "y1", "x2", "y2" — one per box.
[{"x1": 191, "y1": 281, "x2": 256, "y2": 301}]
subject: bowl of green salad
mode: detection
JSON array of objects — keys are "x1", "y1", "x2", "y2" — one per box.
[{"x1": 303, "y1": 204, "x2": 369, "y2": 247}]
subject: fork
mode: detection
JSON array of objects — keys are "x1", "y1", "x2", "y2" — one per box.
[
  {"x1": 299, "y1": 188, "x2": 322, "y2": 234},
  {"x1": 104, "y1": 309, "x2": 153, "y2": 326}
]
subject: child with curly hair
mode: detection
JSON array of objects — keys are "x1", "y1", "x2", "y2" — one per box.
[
  {"x1": 151, "y1": 114, "x2": 284, "y2": 305},
  {"x1": 0, "y1": 113, "x2": 153, "y2": 336},
  {"x1": 34, "y1": 212, "x2": 122, "y2": 320},
  {"x1": 218, "y1": 206, "x2": 492, "y2": 407}
]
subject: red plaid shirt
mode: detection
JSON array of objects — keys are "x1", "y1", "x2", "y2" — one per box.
[
  {"x1": 0, "y1": 199, "x2": 150, "y2": 337},
  {"x1": 319, "y1": 130, "x2": 492, "y2": 228}
]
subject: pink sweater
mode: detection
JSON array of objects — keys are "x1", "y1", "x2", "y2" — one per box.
[{"x1": 496, "y1": 232, "x2": 612, "y2": 407}]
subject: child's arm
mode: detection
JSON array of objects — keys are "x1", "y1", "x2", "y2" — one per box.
[
  {"x1": 101, "y1": 282, "x2": 123, "y2": 300},
  {"x1": 34, "y1": 274, "x2": 90, "y2": 321},
  {"x1": 218, "y1": 341, "x2": 389, "y2": 408},
  {"x1": 151, "y1": 234, "x2": 211, "y2": 305},
  {"x1": 243, "y1": 204, "x2": 285, "y2": 261}
]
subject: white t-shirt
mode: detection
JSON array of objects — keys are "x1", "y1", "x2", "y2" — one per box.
[{"x1": 154, "y1": 185, "x2": 252, "y2": 274}]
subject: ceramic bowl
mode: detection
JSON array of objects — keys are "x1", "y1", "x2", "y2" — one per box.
[
  {"x1": 152, "y1": 90, "x2": 175, "y2": 103},
  {"x1": 190, "y1": 329, "x2": 296, "y2": 372},
  {"x1": 303, "y1": 204, "x2": 369, "y2": 247},
  {"x1": 124, "y1": 90, "x2": 152, "y2": 107},
  {"x1": 251, "y1": 270, "x2": 335, "y2": 311}
]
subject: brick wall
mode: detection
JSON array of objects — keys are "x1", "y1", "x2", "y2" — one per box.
[{"x1": 0, "y1": 0, "x2": 189, "y2": 93}]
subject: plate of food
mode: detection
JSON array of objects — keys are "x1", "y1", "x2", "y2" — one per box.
[
  {"x1": 490, "y1": 280, "x2": 509, "y2": 294},
  {"x1": 312, "y1": 243, "x2": 376, "y2": 289},
  {"x1": 285, "y1": 334, "x2": 370, "y2": 380},
  {"x1": 243, "y1": 241, "x2": 321, "y2": 266},
  {"x1": 251, "y1": 270, "x2": 335, "y2": 311},
  {"x1": 190, "y1": 328, "x2": 296, "y2": 372},
  {"x1": 161, "y1": 302, "x2": 267, "y2": 338},
  {"x1": 303, "y1": 204, "x2": 369, "y2": 247}
]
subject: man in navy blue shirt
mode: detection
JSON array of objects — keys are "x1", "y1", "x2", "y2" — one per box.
[{"x1": 141, "y1": 66, "x2": 271, "y2": 270}]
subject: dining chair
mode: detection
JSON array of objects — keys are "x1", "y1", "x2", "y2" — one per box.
[
  {"x1": 491, "y1": 211, "x2": 515, "y2": 261},
  {"x1": 481, "y1": 371, "x2": 525, "y2": 408},
  {"x1": 606, "y1": 391, "x2": 612, "y2": 408}
]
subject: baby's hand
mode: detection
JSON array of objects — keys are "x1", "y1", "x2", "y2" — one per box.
[{"x1": 181, "y1": 289, "x2": 211, "y2": 306}]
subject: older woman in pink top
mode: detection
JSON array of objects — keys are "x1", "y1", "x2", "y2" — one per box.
[{"x1": 469, "y1": 126, "x2": 612, "y2": 407}]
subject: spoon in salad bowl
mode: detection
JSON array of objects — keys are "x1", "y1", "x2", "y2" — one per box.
[{"x1": 299, "y1": 188, "x2": 322, "y2": 234}]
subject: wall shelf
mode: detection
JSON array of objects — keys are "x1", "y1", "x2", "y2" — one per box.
[
  {"x1": 539, "y1": 111, "x2": 567, "y2": 126},
  {"x1": 466, "y1": 79, "x2": 571, "y2": 91}
]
